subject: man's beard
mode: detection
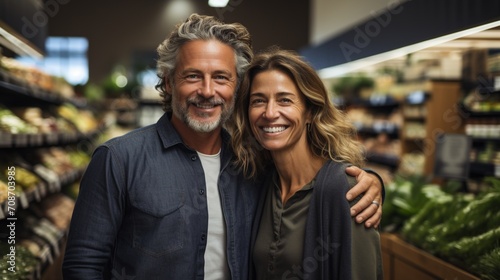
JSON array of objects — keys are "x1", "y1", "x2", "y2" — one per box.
[{"x1": 171, "y1": 91, "x2": 235, "y2": 133}]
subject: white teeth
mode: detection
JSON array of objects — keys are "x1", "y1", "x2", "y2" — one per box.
[
  {"x1": 262, "y1": 126, "x2": 286, "y2": 133},
  {"x1": 196, "y1": 103, "x2": 214, "y2": 109}
]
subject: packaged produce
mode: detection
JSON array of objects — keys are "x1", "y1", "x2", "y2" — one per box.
[{"x1": 0, "y1": 106, "x2": 38, "y2": 134}]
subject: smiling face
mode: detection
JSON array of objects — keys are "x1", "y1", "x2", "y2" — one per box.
[
  {"x1": 248, "y1": 69, "x2": 311, "y2": 153},
  {"x1": 167, "y1": 39, "x2": 237, "y2": 133}
]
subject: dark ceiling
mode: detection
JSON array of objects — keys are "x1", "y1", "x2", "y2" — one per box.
[{"x1": 47, "y1": 0, "x2": 310, "y2": 83}]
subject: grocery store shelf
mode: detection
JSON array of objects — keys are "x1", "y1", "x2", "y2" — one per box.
[
  {"x1": 138, "y1": 98, "x2": 162, "y2": 106},
  {"x1": 469, "y1": 162, "x2": 500, "y2": 178},
  {"x1": 0, "y1": 167, "x2": 84, "y2": 220},
  {"x1": 0, "y1": 70, "x2": 86, "y2": 108},
  {"x1": 402, "y1": 137, "x2": 425, "y2": 141},
  {"x1": 0, "y1": 130, "x2": 102, "y2": 149},
  {"x1": 356, "y1": 125, "x2": 400, "y2": 138},
  {"x1": 469, "y1": 137, "x2": 500, "y2": 144},
  {"x1": 366, "y1": 153, "x2": 400, "y2": 169},
  {"x1": 348, "y1": 97, "x2": 400, "y2": 109},
  {"x1": 458, "y1": 102, "x2": 500, "y2": 118}
]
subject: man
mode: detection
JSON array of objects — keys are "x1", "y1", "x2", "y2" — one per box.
[{"x1": 62, "y1": 14, "x2": 383, "y2": 279}]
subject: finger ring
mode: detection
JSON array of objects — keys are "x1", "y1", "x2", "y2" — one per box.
[{"x1": 371, "y1": 200, "x2": 380, "y2": 207}]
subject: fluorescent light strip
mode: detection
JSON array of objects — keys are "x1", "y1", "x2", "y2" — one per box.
[
  {"x1": 0, "y1": 26, "x2": 43, "y2": 59},
  {"x1": 318, "y1": 20, "x2": 500, "y2": 79}
]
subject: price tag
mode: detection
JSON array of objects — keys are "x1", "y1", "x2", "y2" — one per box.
[
  {"x1": 15, "y1": 133, "x2": 29, "y2": 147},
  {"x1": 40, "y1": 219, "x2": 63, "y2": 254},
  {"x1": 34, "y1": 164, "x2": 60, "y2": 192},
  {"x1": 33, "y1": 187, "x2": 41, "y2": 202},
  {"x1": 19, "y1": 192, "x2": 29, "y2": 209},
  {"x1": 40, "y1": 245, "x2": 53, "y2": 264},
  {"x1": 0, "y1": 132, "x2": 12, "y2": 147}
]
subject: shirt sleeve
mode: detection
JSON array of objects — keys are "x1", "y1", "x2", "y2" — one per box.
[
  {"x1": 347, "y1": 174, "x2": 383, "y2": 280},
  {"x1": 63, "y1": 146, "x2": 126, "y2": 279},
  {"x1": 350, "y1": 219, "x2": 383, "y2": 280}
]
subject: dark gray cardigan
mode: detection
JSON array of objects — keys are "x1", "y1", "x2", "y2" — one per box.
[{"x1": 249, "y1": 160, "x2": 354, "y2": 279}]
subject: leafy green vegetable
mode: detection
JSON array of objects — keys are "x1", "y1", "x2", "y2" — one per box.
[
  {"x1": 471, "y1": 247, "x2": 500, "y2": 280},
  {"x1": 401, "y1": 193, "x2": 461, "y2": 246},
  {"x1": 441, "y1": 227, "x2": 500, "y2": 265},
  {"x1": 0, "y1": 244, "x2": 38, "y2": 279},
  {"x1": 424, "y1": 192, "x2": 500, "y2": 255},
  {"x1": 383, "y1": 175, "x2": 500, "y2": 280},
  {"x1": 381, "y1": 175, "x2": 434, "y2": 232}
]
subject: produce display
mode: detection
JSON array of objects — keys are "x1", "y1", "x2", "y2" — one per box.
[
  {"x1": 56, "y1": 103, "x2": 99, "y2": 133},
  {"x1": 0, "y1": 243, "x2": 38, "y2": 279},
  {"x1": 13, "y1": 107, "x2": 75, "y2": 135},
  {"x1": 0, "y1": 147, "x2": 90, "y2": 206},
  {"x1": 0, "y1": 194, "x2": 72, "y2": 280},
  {"x1": 0, "y1": 103, "x2": 99, "y2": 146},
  {"x1": 0, "y1": 106, "x2": 37, "y2": 134},
  {"x1": 35, "y1": 148, "x2": 75, "y2": 178},
  {"x1": 462, "y1": 86, "x2": 500, "y2": 113},
  {"x1": 0, "y1": 52, "x2": 96, "y2": 280},
  {"x1": 0, "y1": 57, "x2": 75, "y2": 99},
  {"x1": 1, "y1": 144, "x2": 91, "y2": 278},
  {"x1": 0, "y1": 162, "x2": 40, "y2": 199},
  {"x1": 383, "y1": 176, "x2": 500, "y2": 280},
  {"x1": 0, "y1": 59, "x2": 100, "y2": 146},
  {"x1": 38, "y1": 193, "x2": 75, "y2": 230}
]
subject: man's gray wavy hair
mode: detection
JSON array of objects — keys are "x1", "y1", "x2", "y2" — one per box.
[{"x1": 155, "y1": 13, "x2": 253, "y2": 112}]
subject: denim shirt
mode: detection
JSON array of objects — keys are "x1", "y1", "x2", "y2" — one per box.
[{"x1": 63, "y1": 113, "x2": 262, "y2": 280}]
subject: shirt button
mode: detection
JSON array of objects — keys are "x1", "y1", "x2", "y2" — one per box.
[
  {"x1": 191, "y1": 155, "x2": 197, "y2": 161},
  {"x1": 201, "y1": 234, "x2": 206, "y2": 241},
  {"x1": 199, "y1": 189, "x2": 205, "y2": 195}
]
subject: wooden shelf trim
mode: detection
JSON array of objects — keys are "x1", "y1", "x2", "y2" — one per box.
[{"x1": 381, "y1": 233, "x2": 480, "y2": 280}]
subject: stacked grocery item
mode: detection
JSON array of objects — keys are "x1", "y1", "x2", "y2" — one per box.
[
  {"x1": 0, "y1": 148, "x2": 90, "y2": 205},
  {"x1": 0, "y1": 57, "x2": 75, "y2": 100},
  {"x1": 0, "y1": 192, "x2": 75, "y2": 279},
  {"x1": 0, "y1": 147, "x2": 87, "y2": 279},
  {"x1": 0, "y1": 103, "x2": 100, "y2": 147}
]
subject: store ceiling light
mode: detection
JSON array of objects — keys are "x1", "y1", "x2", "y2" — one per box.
[
  {"x1": 317, "y1": 19, "x2": 500, "y2": 79},
  {"x1": 208, "y1": 0, "x2": 229, "y2": 8},
  {"x1": 0, "y1": 25, "x2": 43, "y2": 59}
]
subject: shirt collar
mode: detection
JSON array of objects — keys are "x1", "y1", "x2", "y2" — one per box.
[
  {"x1": 155, "y1": 112, "x2": 233, "y2": 164},
  {"x1": 156, "y1": 112, "x2": 185, "y2": 149},
  {"x1": 272, "y1": 171, "x2": 316, "y2": 192}
]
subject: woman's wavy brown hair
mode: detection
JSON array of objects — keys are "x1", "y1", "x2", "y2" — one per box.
[{"x1": 227, "y1": 47, "x2": 365, "y2": 178}]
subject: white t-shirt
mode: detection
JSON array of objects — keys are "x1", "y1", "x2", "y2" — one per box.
[{"x1": 197, "y1": 150, "x2": 229, "y2": 280}]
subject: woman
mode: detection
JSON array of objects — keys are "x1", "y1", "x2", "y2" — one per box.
[{"x1": 229, "y1": 48, "x2": 383, "y2": 279}]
